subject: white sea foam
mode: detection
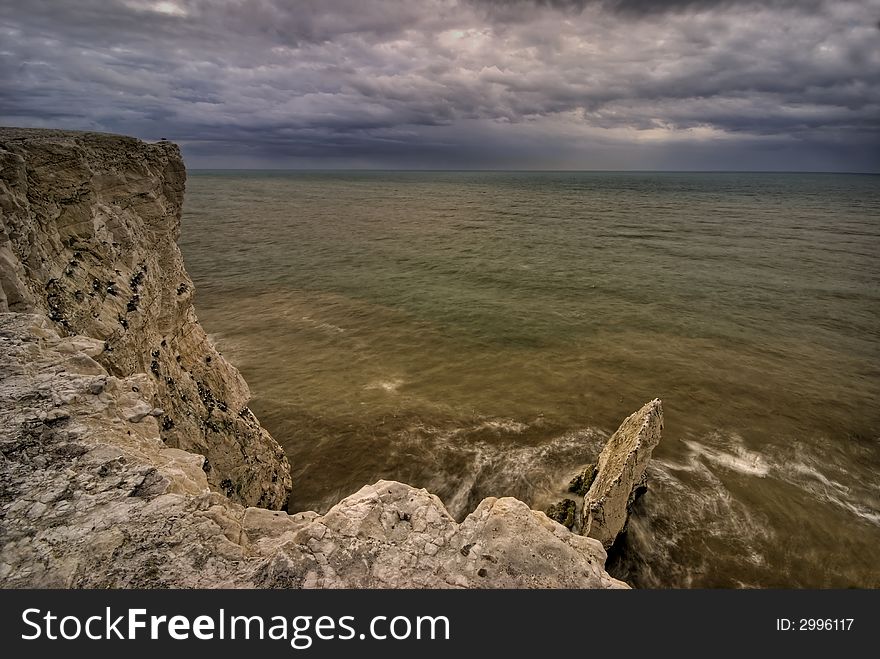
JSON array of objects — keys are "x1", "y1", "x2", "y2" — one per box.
[
  {"x1": 779, "y1": 459, "x2": 880, "y2": 527},
  {"x1": 364, "y1": 378, "x2": 404, "y2": 393},
  {"x1": 300, "y1": 315, "x2": 345, "y2": 333},
  {"x1": 666, "y1": 434, "x2": 880, "y2": 531},
  {"x1": 681, "y1": 437, "x2": 770, "y2": 477},
  {"x1": 387, "y1": 421, "x2": 604, "y2": 520},
  {"x1": 474, "y1": 418, "x2": 528, "y2": 433},
  {"x1": 786, "y1": 461, "x2": 851, "y2": 495}
]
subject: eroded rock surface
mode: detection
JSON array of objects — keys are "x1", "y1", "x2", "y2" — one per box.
[
  {"x1": 0, "y1": 314, "x2": 626, "y2": 588},
  {"x1": 0, "y1": 128, "x2": 290, "y2": 508},
  {"x1": 582, "y1": 399, "x2": 663, "y2": 549}
]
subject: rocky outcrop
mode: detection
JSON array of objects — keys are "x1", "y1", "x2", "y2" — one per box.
[
  {"x1": 582, "y1": 399, "x2": 663, "y2": 549},
  {"x1": 0, "y1": 128, "x2": 290, "y2": 509},
  {"x1": 0, "y1": 313, "x2": 625, "y2": 588},
  {"x1": 0, "y1": 127, "x2": 659, "y2": 589}
]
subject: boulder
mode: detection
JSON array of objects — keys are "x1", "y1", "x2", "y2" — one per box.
[{"x1": 568, "y1": 464, "x2": 597, "y2": 496}]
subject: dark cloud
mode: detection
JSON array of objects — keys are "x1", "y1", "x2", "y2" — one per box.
[
  {"x1": 471, "y1": 0, "x2": 827, "y2": 18},
  {"x1": 1, "y1": 0, "x2": 878, "y2": 170}
]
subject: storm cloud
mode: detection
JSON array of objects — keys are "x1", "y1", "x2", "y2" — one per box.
[{"x1": 1, "y1": 0, "x2": 878, "y2": 169}]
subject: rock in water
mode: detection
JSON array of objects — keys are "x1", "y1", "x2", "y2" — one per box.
[
  {"x1": 582, "y1": 399, "x2": 663, "y2": 549},
  {"x1": 545, "y1": 499, "x2": 577, "y2": 530},
  {"x1": 568, "y1": 464, "x2": 597, "y2": 496}
]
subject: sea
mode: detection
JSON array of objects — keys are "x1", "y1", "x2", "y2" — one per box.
[{"x1": 179, "y1": 170, "x2": 880, "y2": 588}]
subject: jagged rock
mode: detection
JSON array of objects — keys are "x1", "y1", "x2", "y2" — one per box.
[
  {"x1": 0, "y1": 128, "x2": 290, "y2": 509},
  {"x1": 582, "y1": 399, "x2": 663, "y2": 549},
  {"x1": 568, "y1": 464, "x2": 597, "y2": 496},
  {"x1": 545, "y1": 498, "x2": 577, "y2": 530},
  {"x1": 0, "y1": 313, "x2": 627, "y2": 589}
]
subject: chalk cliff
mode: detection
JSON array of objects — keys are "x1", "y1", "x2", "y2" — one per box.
[
  {"x1": 0, "y1": 128, "x2": 659, "y2": 588},
  {"x1": 0, "y1": 128, "x2": 290, "y2": 509}
]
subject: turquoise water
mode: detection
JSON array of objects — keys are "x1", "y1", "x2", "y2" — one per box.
[{"x1": 180, "y1": 171, "x2": 880, "y2": 588}]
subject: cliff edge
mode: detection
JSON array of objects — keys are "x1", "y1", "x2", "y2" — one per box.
[{"x1": 0, "y1": 128, "x2": 658, "y2": 588}]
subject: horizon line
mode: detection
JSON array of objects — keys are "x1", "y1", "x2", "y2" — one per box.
[{"x1": 186, "y1": 168, "x2": 879, "y2": 175}]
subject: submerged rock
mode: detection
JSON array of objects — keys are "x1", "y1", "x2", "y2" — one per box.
[
  {"x1": 545, "y1": 498, "x2": 577, "y2": 530},
  {"x1": 568, "y1": 464, "x2": 597, "y2": 496},
  {"x1": 582, "y1": 399, "x2": 663, "y2": 549}
]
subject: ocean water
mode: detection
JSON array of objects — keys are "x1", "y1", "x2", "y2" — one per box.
[{"x1": 179, "y1": 171, "x2": 880, "y2": 588}]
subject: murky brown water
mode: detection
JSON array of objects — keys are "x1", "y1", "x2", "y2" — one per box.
[{"x1": 180, "y1": 171, "x2": 880, "y2": 588}]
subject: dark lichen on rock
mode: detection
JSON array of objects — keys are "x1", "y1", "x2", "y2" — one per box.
[
  {"x1": 545, "y1": 498, "x2": 577, "y2": 530},
  {"x1": 568, "y1": 464, "x2": 597, "y2": 496}
]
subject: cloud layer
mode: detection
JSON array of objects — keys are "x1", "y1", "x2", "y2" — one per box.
[{"x1": 2, "y1": 0, "x2": 878, "y2": 169}]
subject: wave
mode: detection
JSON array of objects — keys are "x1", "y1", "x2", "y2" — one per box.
[
  {"x1": 679, "y1": 436, "x2": 770, "y2": 477},
  {"x1": 609, "y1": 429, "x2": 880, "y2": 587},
  {"x1": 379, "y1": 419, "x2": 606, "y2": 520}
]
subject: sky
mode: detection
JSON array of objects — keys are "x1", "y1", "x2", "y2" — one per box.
[{"x1": 1, "y1": 0, "x2": 879, "y2": 170}]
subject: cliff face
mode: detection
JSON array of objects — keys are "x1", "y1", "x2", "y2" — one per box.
[
  {"x1": 0, "y1": 129, "x2": 291, "y2": 509},
  {"x1": 0, "y1": 128, "x2": 658, "y2": 589}
]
